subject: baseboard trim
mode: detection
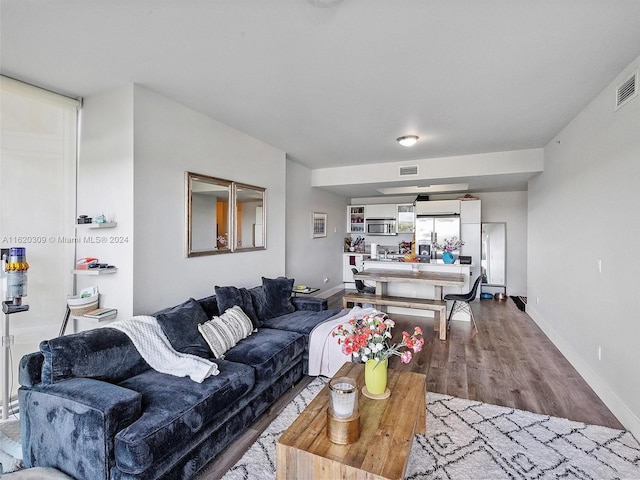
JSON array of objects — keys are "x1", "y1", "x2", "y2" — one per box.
[{"x1": 527, "y1": 305, "x2": 640, "y2": 440}]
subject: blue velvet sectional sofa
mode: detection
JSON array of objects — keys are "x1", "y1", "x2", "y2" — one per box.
[{"x1": 18, "y1": 277, "x2": 340, "y2": 480}]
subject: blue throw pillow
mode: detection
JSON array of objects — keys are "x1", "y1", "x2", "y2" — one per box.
[
  {"x1": 261, "y1": 276, "x2": 295, "y2": 320},
  {"x1": 197, "y1": 295, "x2": 220, "y2": 318},
  {"x1": 154, "y1": 298, "x2": 211, "y2": 358},
  {"x1": 214, "y1": 286, "x2": 261, "y2": 328}
]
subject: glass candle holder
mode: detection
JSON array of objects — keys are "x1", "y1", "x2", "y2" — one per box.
[{"x1": 329, "y1": 376, "x2": 358, "y2": 419}]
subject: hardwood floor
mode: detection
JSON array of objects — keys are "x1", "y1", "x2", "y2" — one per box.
[{"x1": 197, "y1": 291, "x2": 622, "y2": 479}]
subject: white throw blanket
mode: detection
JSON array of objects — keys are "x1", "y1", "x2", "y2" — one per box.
[
  {"x1": 307, "y1": 306, "x2": 377, "y2": 377},
  {"x1": 108, "y1": 315, "x2": 219, "y2": 383}
]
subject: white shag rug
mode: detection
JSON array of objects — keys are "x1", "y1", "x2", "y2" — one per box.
[{"x1": 222, "y1": 377, "x2": 640, "y2": 480}]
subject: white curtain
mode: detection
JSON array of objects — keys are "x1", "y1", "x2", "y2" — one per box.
[{"x1": 0, "y1": 76, "x2": 79, "y2": 408}]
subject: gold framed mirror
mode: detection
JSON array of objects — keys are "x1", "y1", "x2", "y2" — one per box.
[{"x1": 186, "y1": 172, "x2": 265, "y2": 257}]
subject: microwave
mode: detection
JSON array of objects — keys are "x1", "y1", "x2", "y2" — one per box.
[{"x1": 366, "y1": 218, "x2": 396, "y2": 235}]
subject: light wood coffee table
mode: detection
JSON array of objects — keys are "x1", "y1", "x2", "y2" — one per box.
[{"x1": 276, "y1": 362, "x2": 426, "y2": 480}]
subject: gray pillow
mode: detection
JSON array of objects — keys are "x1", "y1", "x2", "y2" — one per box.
[{"x1": 154, "y1": 298, "x2": 211, "y2": 358}]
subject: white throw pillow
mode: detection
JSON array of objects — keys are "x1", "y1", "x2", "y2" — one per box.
[{"x1": 198, "y1": 305, "x2": 254, "y2": 358}]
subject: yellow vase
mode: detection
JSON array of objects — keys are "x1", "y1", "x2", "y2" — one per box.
[{"x1": 365, "y1": 359, "x2": 388, "y2": 395}]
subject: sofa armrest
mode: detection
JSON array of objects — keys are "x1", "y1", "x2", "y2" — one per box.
[
  {"x1": 292, "y1": 296, "x2": 327, "y2": 311},
  {"x1": 20, "y1": 377, "x2": 142, "y2": 480},
  {"x1": 19, "y1": 351, "x2": 43, "y2": 387}
]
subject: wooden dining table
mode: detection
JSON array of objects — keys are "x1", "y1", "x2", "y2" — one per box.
[{"x1": 353, "y1": 268, "x2": 466, "y2": 300}]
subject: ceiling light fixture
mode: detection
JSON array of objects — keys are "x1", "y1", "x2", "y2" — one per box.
[{"x1": 396, "y1": 135, "x2": 419, "y2": 147}]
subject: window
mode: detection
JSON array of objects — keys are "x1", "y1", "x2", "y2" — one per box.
[{"x1": 0, "y1": 76, "x2": 80, "y2": 412}]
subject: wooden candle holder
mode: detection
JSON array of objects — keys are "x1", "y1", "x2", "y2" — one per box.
[{"x1": 326, "y1": 408, "x2": 360, "y2": 444}]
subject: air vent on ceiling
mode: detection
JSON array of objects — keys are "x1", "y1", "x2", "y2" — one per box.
[
  {"x1": 399, "y1": 165, "x2": 418, "y2": 176},
  {"x1": 615, "y1": 70, "x2": 637, "y2": 111}
]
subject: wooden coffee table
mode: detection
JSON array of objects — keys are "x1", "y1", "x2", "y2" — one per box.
[{"x1": 276, "y1": 362, "x2": 426, "y2": 480}]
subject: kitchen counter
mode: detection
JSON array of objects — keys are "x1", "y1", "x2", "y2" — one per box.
[{"x1": 365, "y1": 258, "x2": 474, "y2": 267}]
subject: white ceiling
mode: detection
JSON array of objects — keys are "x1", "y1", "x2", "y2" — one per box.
[{"x1": 2, "y1": 0, "x2": 640, "y2": 197}]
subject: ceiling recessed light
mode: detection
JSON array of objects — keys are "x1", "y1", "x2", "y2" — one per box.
[{"x1": 396, "y1": 135, "x2": 419, "y2": 147}]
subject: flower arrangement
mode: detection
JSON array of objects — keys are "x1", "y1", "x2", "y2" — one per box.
[
  {"x1": 433, "y1": 236, "x2": 464, "y2": 252},
  {"x1": 217, "y1": 235, "x2": 227, "y2": 246},
  {"x1": 332, "y1": 311, "x2": 424, "y2": 364}
]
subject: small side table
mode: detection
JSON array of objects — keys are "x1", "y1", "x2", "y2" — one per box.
[{"x1": 292, "y1": 287, "x2": 320, "y2": 297}]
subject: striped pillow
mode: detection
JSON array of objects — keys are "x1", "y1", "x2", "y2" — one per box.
[{"x1": 198, "y1": 305, "x2": 254, "y2": 359}]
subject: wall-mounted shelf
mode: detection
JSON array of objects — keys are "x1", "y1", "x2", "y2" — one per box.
[
  {"x1": 77, "y1": 222, "x2": 117, "y2": 229},
  {"x1": 71, "y1": 311, "x2": 118, "y2": 322},
  {"x1": 72, "y1": 268, "x2": 118, "y2": 275}
]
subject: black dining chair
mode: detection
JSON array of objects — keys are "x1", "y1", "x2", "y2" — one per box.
[
  {"x1": 351, "y1": 268, "x2": 375, "y2": 294},
  {"x1": 444, "y1": 275, "x2": 483, "y2": 332}
]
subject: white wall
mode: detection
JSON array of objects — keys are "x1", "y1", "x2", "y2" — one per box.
[
  {"x1": 476, "y1": 191, "x2": 528, "y2": 296},
  {"x1": 285, "y1": 160, "x2": 347, "y2": 295},
  {"x1": 132, "y1": 85, "x2": 287, "y2": 313},
  {"x1": 76, "y1": 85, "x2": 135, "y2": 325},
  {"x1": 528, "y1": 55, "x2": 640, "y2": 437},
  {"x1": 77, "y1": 84, "x2": 288, "y2": 317}
]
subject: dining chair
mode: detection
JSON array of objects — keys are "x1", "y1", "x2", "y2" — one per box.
[
  {"x1": 351, "y1": 268, "x2": 376, "y2": 294},
  {"x1": 444, "y1": 275, "x2": 483, "y2": 332}
]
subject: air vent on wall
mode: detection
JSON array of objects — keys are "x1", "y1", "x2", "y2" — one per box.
[
  {"x1": 615, "y1": 70, "x2": 637, "y2": 111},
  {"x1": 399, "y1": 165, "x2": 418, "y2": 176}
]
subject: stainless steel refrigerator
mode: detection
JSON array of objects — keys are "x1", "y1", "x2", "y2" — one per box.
[{"x1": 415, "y1": 215, "x2": 460, "y2": 259}]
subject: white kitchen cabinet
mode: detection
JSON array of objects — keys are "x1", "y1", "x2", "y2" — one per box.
[
  {"x1": 343, "y1": 253, "x2": 365, "y2": 288},
  {"x1": 414, "y1": 199, "x2": 460, "y2": 216},
  {"x1": 460, "y1": 199, "x2": 481, "y2": 224},
  {"x1": 347, "y1": 205, "x2": 365, "y2": 233},
  {"x1": 365, "y1": 203, "x2": 396, "y2": 219},
  {"x1": 396, "y1": 204, "x2": 415, "y2": 233}
]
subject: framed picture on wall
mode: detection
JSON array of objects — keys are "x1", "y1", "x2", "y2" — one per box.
[{"x1": 312, "y1": 212, "x2": 327, "y2": 238}]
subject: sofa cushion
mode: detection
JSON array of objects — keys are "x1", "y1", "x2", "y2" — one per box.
[
  {"x1": 114, "y1": 359, "x2": 255, "y2": 475},
  {"x1": 261, "y1": 308, "x2": 342, "y2": 336},
  {"x1": 197, "y1": 294, "x2": 220, "y2": 318},
  {"x1": 214, "y1": 285, "x2": 261, "y2": 328},
  {"x1": 223, "y1": 328, "x2": 305, "y2": 382},
  {"x1": 251, "y1": 276, "x2": 295, "y2": 321},
  {"x1": 248, "y1": 285, "x2": 268, "y2": 323},
  {"x1": 154, "y1": 298, "x2": 211, "y2": 358},
  {"x1": 198, "y1": 306, "x2": 254, "y2": 358},
  {"x1": 39, "y1": 328, "x2": 149, "y2": 385}
]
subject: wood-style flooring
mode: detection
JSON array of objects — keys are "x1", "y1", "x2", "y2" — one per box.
[{"x1": 196, "y1": 292, "x2": 622, "y2": 479}]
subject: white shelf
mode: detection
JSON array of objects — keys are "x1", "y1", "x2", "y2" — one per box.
[
  {"x1": 72, "y1": 268, "x2": 118, "y2": 275},
  {"x1": 77, "y1": 222, "x2": 117, "y2": 229},
  {"x1": 71, "y1": 311, "x2": 117, "y2": 322}
]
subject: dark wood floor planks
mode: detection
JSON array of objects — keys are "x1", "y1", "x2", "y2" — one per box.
[
  {"x1": 374, "y1": 295, "x2": 623, "y2": 430},
  {"x1": 196, "y1": 291, "x2": 623, "y2": 479}
]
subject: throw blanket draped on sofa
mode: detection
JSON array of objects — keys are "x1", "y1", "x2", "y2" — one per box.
[
  {"x1": 307, "y1": 306, "x2": 376, "y2": 377},
  {"x1": 109, "y1": 315, "x2": 219, "y2": 383}
]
